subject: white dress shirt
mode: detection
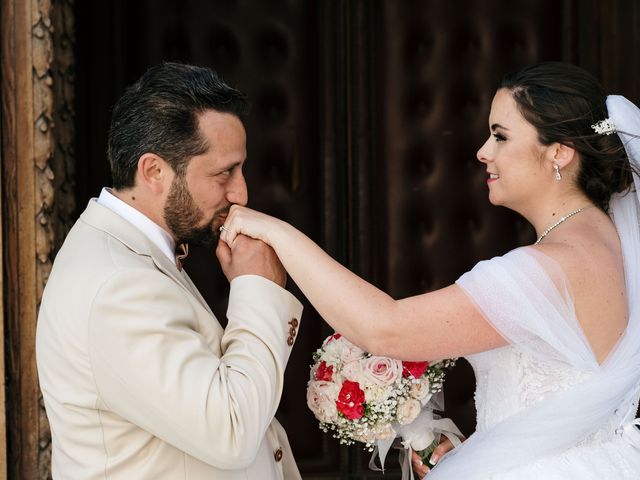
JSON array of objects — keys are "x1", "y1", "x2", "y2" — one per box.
[{"x1": 97, "y1": 187, "x2": 176, "y2": 262}]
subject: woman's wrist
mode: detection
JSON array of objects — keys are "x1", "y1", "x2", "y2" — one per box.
[{"x1": 269, "y1": 217, "x2": 292, "y2": 251}]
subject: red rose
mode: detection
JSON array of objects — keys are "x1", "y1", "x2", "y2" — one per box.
[
  {"x1": 336, "y1": 380, "x2": 365, "y2": 419},
  {"x1": 316, "y1": 361, "x2": 334, "y2": 381},
  {"x1": 322, "y1": 332, "x2": 343, "y2": 348},
  {"x1": 402, "y1": 361, "x2": 429, "y2": 379}
]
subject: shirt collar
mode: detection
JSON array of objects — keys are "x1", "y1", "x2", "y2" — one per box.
[{"x1": 97, "y1": 187, "x2": 177, "y2": 263}]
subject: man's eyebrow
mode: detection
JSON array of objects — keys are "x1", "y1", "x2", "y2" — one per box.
[
  {"x1": 491, "y1": 123, "x2": 510, "y2": 132},
  {"x1": 215, "y1": 161, "x2": 243, "y2": 173}
]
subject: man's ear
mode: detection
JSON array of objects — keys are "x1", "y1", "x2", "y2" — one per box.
[{"x1": 136, "y1": 154, "x2": 172, "y2": 194}]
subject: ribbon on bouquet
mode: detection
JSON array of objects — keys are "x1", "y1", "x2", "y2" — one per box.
[{"x1": 368, "y1": 408, "x2": 463, "y2": 479}]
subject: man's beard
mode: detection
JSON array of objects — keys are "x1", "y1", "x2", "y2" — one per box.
[{"x1": 163, "y1": 175, "x2": 230, "y2": 247}]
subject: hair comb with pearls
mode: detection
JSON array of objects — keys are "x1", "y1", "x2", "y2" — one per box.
[{"x1": 591, "y1": 118, "x2": 617, "y2": 135}]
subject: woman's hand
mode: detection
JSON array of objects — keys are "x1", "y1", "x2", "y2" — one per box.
[
  {"x1": 411, "y1": 436, "x2": 458, "y2": 478},
  {"x1": 220, "y1": 205, "x2": 284, "y2": 247}
]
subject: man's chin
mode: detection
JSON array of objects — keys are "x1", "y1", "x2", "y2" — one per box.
[
  {"x1": 179, "y1": 229, "x2": 218, "y2": 248},
  {"x1": 176, "y1": 218, "x2": 225, "y2": 248}
]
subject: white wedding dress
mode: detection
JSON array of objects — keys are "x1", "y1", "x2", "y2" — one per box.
[
  {"x1": 467, "y1": 346, "x2": 640, "y2": 479},
  {"x1": 427, "y1": 96, "x2": 640, "y2": 479}
]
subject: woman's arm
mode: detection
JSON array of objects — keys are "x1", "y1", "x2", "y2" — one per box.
[{"x1": 221, "y1": 206, "x2": 506, "y2": 360}]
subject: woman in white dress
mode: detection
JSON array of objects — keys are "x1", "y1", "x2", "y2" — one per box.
[{"x1": 219, "y1": 62, "x2": 640, "y2": 479}]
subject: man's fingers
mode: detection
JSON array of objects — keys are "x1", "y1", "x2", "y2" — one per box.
[{"x1": 215, "y1": 237, "x2": 231, "y2": 264}]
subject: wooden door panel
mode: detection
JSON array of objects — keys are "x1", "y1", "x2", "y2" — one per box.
[{"x1": 71, "y1": 1, "x2": 640, "y2": 477}]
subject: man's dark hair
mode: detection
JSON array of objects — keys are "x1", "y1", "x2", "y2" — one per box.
[{"x1": 108, "y1": 62, "x2": 249, "y2": 189}]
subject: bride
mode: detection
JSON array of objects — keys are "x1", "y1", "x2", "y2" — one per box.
[{"x1": 220, "y1": 62, "x2": 640, "y2": 479}]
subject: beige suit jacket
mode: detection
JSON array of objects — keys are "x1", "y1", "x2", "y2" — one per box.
[{"x1": 36, "y1": 199, "x2": 304, "y2": 479}]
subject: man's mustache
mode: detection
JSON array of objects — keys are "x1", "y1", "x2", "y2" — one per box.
[{"x1": 215, "y1": 205, "x2": 232, "y2": 218}]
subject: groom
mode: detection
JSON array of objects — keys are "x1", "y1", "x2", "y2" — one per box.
[{"x1": 36, "y1": 62, "x2": 303, "y2": 479}]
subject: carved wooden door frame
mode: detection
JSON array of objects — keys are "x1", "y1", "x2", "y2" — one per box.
[
  {"x1": 0, "y1": 0, "x2": 36, "y2": 477},
  {"x1": 1, "y1": 0, "x2": 74, "y2": 477}
]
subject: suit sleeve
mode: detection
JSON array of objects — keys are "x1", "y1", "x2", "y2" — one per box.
[{"x1": 87, "y1": 269, "x2": 303, "y2": 469}]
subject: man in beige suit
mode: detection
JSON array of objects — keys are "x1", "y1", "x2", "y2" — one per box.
[{"x1": 36, "y1": 62, "x2": 303, "y2": 479}]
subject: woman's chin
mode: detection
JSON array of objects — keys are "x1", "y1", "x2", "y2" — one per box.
[{"x1": 487, "y1": 192, "x2": 501, "y2": 206}]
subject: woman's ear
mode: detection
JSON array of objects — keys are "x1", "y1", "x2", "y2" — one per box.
[
  {"x1": 551, "y1": 143, "x2": 577, "y2": 170},
  {"x1": 136, "y1": 153, "x2": 172, "y2": 194}
]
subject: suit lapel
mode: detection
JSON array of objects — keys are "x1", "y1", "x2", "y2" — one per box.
[
  {"x1": 80, "y1": 199, "x2": 215, "y2": 315},
  {"x1": 149, "y1": 253, "x2": 215, "y2": 316}
]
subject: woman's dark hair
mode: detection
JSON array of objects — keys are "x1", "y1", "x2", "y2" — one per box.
[
  {"x1": 500, "y1": 62, "x2": 633, "y2": 212},
  {"x1": 108, "y1": 62, "x2": 249, "y2": 189}
]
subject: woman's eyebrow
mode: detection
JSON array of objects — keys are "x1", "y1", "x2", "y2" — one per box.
[{"x1": 490, "y1": 123, "x2": 510, "y2": 132}]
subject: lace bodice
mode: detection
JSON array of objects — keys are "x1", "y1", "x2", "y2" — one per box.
[
  {"x1": 467, "y1": 346, "x2": 594, "y2": 432},
  {"x1": 467, "y1": 345, "x2": 639, "y2": 445},
  {"x1": 459, "y1": 346, "x2": 640, "y2": 479}
]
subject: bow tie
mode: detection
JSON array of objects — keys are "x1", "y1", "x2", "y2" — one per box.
[{"x1": 175, "y1": 243, "x2": 189, "y2": 271}]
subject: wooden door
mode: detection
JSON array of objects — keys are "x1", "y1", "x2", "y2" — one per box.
[{"x1": 68, "y1": 1, "x2": 640, "y2": 478}]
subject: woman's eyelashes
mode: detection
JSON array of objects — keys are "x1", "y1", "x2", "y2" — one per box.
[{"x1": 493, "y1": 132, "x2": 507, "y2": 142}]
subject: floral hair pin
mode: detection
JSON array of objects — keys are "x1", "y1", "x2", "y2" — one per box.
[{"x1": 591, "y1": 118, "x2": 616, "y2": 135}]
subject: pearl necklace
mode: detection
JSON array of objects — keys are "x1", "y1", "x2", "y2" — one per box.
[{"x1": 534, "y1": 208, "x2": 585, "y2": 245}]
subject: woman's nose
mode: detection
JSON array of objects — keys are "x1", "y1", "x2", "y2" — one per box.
[{"x1": 476, "y1": 138, "x2": 491, "y2": 164}]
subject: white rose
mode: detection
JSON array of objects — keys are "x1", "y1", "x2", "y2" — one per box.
[
  {"x1": 397, "y1": 398, "x2": 421, "y2": 425},
  {"x1": 362, "y1": 356, "x2": 402, "y2": 387},
  {"x1": 363, "y1": 383, "x2": 394, "y2": 403},
  {"x1": 341, "y1": 359, "x2": 364, "y2": 382},
  {"x1": 374, "y1": 423, "x2": 397, "y2": 440},
  {"x1": 307, "y1": 380, "x2": 340, "y2": 423},
  {"x1": 353, "y1": 423, "x2": 397, "y2": 443},
  {"x1": 342, "y1": 341, "x2": 366, "y2": 363},
  {"x1": 322, "y1": 336, "x2": 365, "y2": 365},
  {"x1": 410, "y1": 379, "x2": 432, "y2": 402},
  {"x1": 353, "y1": 428, "x2": 377, "y2": 444}
]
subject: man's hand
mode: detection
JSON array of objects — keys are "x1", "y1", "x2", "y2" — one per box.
[{"x1": 216, "y1": 234, "x2": 287, "y2": 287}]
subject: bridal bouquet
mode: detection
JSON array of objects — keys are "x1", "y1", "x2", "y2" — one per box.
[{"x1": 307, "y1": 333, "x2": 458, "y2": 465}]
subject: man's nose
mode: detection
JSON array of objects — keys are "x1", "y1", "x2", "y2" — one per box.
[{"x1": 227, "y1": 172, "x2": 248, "y2": 206}]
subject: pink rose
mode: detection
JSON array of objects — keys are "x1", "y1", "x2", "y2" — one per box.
[
  {"x1": 315, "y1": 361, "x2": 333, "y2": 382},
  {"x1": 307, "y1": 380, "x2": 340, "y2": 423},
  {"x1": 336, "y1": 380, "x2": 365, "y2": 419},
  {"x1": 402, "y1": 361, "x2": 429, "y2": 379},
  {"x1": 362, "y1": 356, "x2": 402, "y2": 386}
]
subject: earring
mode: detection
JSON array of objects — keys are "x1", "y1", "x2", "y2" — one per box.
[{"x1": 554, "y1": 163, "x2": 562, "y2": 181}]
